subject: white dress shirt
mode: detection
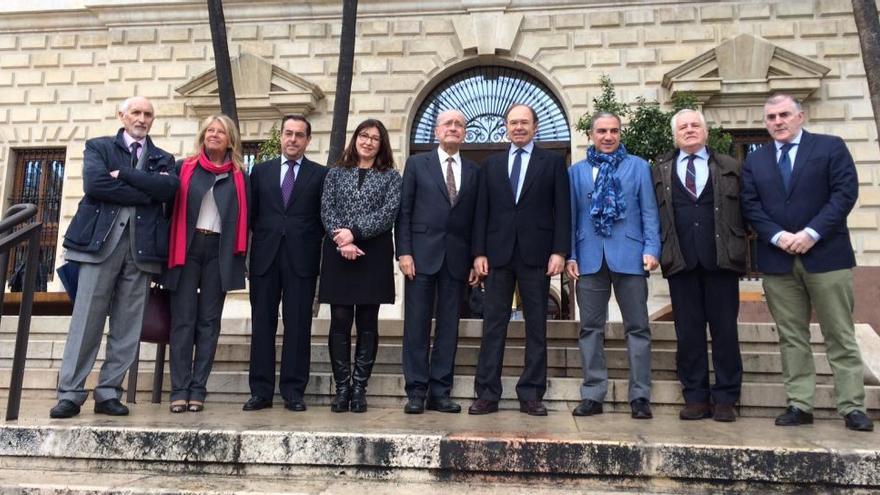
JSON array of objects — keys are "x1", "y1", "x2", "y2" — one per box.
[
  {"x1": 437, "y1": 147, "x2": 461, "y2": 193},
  {"x1": 676, "y1": 146, "x2": 710, "y2": 197},
  {"x1": 508, "y1": 141, "x2": 534, "y2": 203}
]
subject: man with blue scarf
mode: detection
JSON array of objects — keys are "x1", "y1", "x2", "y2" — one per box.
[{"x1": 566, "y1": 112, "x2": 660, "y2": 419}]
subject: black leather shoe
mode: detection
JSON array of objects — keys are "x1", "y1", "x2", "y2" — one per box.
[
  {"x1": 712, "y1": 404, "x2": 737, "y2": 423},
  {"x1": 630, "y1": 398, "x2": 653, "y2": 419},
  {"x1": 679, "y1": 402, "x2": 712, "y2": 420},
  {"x1": 49, "y1": 399, "x2": 80, "y2": 419},
  {"x1": 572, "y1": 399, "x2": 603, "y2": 417},
  {"x1": 844, "y1": 410, "x2": 874, "y2": 432},
  {"x1": 467, "y1": 398, "x2": 499, "y2": 415},
  {"x1": 350, "y1": 385, "x2": 368, "y2": 413},
  {"x1": 284, "y1": 398, "x2": 307, "y2": 412},
  {"x1": 774, "y1": 406, "x2": 813, "y2": 426},
  {"x1": 404, "y1": 397, "x2": 425, "y2": 414},
  {"x1": 94, "y1": 398, "x2": 129, "y2": 416},
  {"x1": 519, "y1": 400, "x2": 548, "y2": 416},
  {"x1": 242, "y1": 396, "x2": 273, "y2": 411},
  {"x1": 426, "y1": 397, "x2": 461, "y2": 413}
]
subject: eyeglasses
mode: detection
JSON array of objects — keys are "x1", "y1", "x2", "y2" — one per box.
[{"x1": 357, "y1": 132, "x2": 381, "y2": 144}]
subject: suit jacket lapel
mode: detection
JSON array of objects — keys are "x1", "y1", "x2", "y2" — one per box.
[
  {"x1": 518, "y1": 146, "x2": 541, "y2": 201},
  {"x1": 786, "y1": 131, "x2": 814, "y2": 197},
  {"x1": 286, "y1": 158, "x2": 314, "y2": 210},
  {"x1": 268, "y1": 158, "x2": 285, "y2": 211},
  {"x1": 428, "y1": 152, "x2": 452, "y2": 205},
  {"x1": 456, "y1": 160, "x2": 475, "y2": 207}
]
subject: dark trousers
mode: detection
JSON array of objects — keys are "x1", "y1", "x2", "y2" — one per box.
[
  {"x1": 169, "y1": 233, "x2": 225, "y2": 402},
  {"x1": 248, "y1": 244, "x2": 317, "y2": 402},
  {"x1": 402, "y1": 260, "x2": 465, "y2": 400},
  {"x1": 667, "y1": 266, "x2": 743, "y2": 405},
  {"x1": 474, "y1": 246, "x2": 549, "y2": 401}
]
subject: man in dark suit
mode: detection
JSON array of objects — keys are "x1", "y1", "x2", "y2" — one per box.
[
  {"x1": 741, "y1": 93, "x2": 873, "y2": 432},
  {"x1": 469, "y1": 103, "x2": 571, "y2": 416},
  {"x1": 396, "y1": 109, "x2": 480, "y2": 414},
  {"x1": 244, "y1": 114, "x2": 327, "y2": 412},
  {"x1": 50, "y1": 96, "x2": 179, "y2": 418},
  {"x1": 653, "y1": 109, "x2": 746, "y2": 423}
]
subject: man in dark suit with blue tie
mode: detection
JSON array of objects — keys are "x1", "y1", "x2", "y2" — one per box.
[
  {"x1": 244, "y1": 115, "x2": 328, "y2": 412},
  {"x1": 396, "y1": 109, "x2": 480, "y2": 414},
  {"x1": 741, "y1": 93, "x2": 873, "y2": 432},
  {"x1": 469, "y1": 104, "x2": 571, "y2": 416}
]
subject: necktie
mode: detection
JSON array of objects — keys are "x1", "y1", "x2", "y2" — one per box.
[
  {"x1": 445, "y1": 157, "x2": 457, "y2": 206},
  {"x1": 777, "y1": 143, "x2": 795, "y2": 190},
  {"x1": 130, "y1": 142, "x2": 140, "y2": 168},
  {"x1": 685, "y1": 154, "x2": 697, "y2": 198},
  {"x1": 509, "y1": 148, "x2": 524, "y2": 201},
  {"x1": 281, "y1": 160, "x2": 296, "y2": 207}
]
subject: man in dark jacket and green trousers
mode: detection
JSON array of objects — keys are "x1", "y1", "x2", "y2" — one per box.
[
  {"x1": 50, "y1": 96, "x2": 179, "y2": 419},
  {"x1": 652, "y1": 109, "x2": 746, "y2": 422}
]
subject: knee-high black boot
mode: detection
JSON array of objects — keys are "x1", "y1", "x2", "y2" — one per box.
[
  {"x1": 329, "y1": 331, "x2": 352, "y2": 413},
  {"x1": 350, "y1": 330, "x2": 378, "y2": 413}
]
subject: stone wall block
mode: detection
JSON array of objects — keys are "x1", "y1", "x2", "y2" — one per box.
[
  {"x1": 142, "y1": 46, "x2": 173, "y2": 62},
  {"x1": 122, "y1": 65, "x2": 154, "y2": 81},
  {"x1": 573, "y1": 32, "x2": 603, "y2": 48},
  {"x1": 645, "y1": 29, "x2": 676, "y2": 45},
  {"x1": 521, "y1": 16, "x2": 551, "y2": 31},
  {"x1": 10, "y1": 107, "x2": 39, "y2": 124},
  {"x1": 607, "y1": 30, "x2": 639, "y2": 47},
  {"x1": 681, "y1": 25, "x2": 716, "y2": 43},
  {"x1": 589, "y1": 49, "x2": 621, "y2": 67},
  {"x1": 424, "y1": 19, "x2": 454, "y2": 35},
  {"x1": 659, "y1": 45, "x2": 702, "y2": 64},
  {"x1": 390, "y1": 58, "x2": 435, "y2": 75},
  {"x1": 589, "y1": 11, "x2": 621, "y2": 27},
  {"x1": 60, "y1": 52, "x2": 94, "y2": 67},
  {"x1": 701, "y1": 4, "x2": 735, "y2": 22},
  {"x1": 229, "y1": 25, "x2": 258, "y2": 41},
  {"x1": 626, "y1": 48, "x2": 656, "y2": 65},
  {"x1": 191, "y1": 26, "x2": 212, "y2": 42},
  {"x1": 818, "y1": 0, "x2": 853, "y2": 15},
  {"x1": 156, "y1": 65, "x2": 188, "y2": 80},
  {"x1": 658, "y1": 7, "x2": 696, "y2": 24},
  {"x1": 136, "y1": 82, "x2": 171, "y2": 99},
  {"x1": 373, "y1": 39, "x2": 405, "y2": 55},
  {"x1": 850, "y1": 142, "x2": 880, "y2": 163},
  {"x1": 20, "y1": 34, "x2": 47, "y2": 50},
  {"x1": 809, "y1": 103, "x2": 847, "y2": 120},
  {"x1": 41, "y1": 107, "x2": 69, "y2": 123},
  {"x1": 1, "y1": 54, "x2": 29, "y2": 69},
  {"x1": 126, "y1": 28, "x2": 157, "y2": 44},
  {"x1": 643, "y1": 67, "x2": 667, "y2": 84},
  {"x1": 827, "y1": 81, "x2": 864, "y2": 99},
  {"x1": 109, "y1": 46, "x2": 138, "y2": 63},
  {"x1": 234, "y1": 41, "x2": 274, "y2": 59},
  {"x1": 174, "y1": 45, "x2": 206, "y2": 61},
  {"x1": 604, "y1": 68, "x2": 641, "y2": 86},
  {"x1": 294, "y1": 23, "x2": 327, "y2": 38},
  {"x1": 361, "y1": 20, "x2": 390, "y2": 36},
  {"x1": 278, "y1": 43, "x2": 310, "y2": 58},
  {"x1": 850, "y1": 102, "x2": 877, "y2": 120},
  {"x1": 45, "y1": 70, "x2": 73, "y2": 86},
  {"x1": 373, "y1": 76, "x2": 423, "y2": 94},
  {"x1": 58, "y1": 87, "x2": 91, "y2": 104},
  {"x1": 28, "y1": 88, "x2": 56, "y2": 104},
  {"x1": 355, "y1": 95, "x2": 386, "y2": 113},
  {"x1": 554, "y1": 13, "x2": 585, "y2": 29},
  {"x1": 0, "y1": 89, "x2": 26, "y2": 105},
  {"x1": 388, "y1": 94, "x2": 412, "y2": 113},
  {"x1": 624, "y1": 10, "x2": 655, "y2": 26},
  {"x1": 740, "y1": 4, "x2": 771, "y2": 20},
  {"x1": 79, "y1": 33, "x2": 108, "y2": 48},
  {"x1": 31, "y1": 52, "x2": 60, "y2": 68},
  {"x1": 359, "y1": 58, "x2": 389, "y2": 75},
  {"x1": 517, "y1": 33, "x2": 568, "y2": 60},
  {"x1": 288, "y1": 58, "x2": 325, "y2": 76},
  {"x1": 260, "y1": 24, "x2": 290, "y2": 40},
  {"x1": 776, "y1": 40, "x2": 819, "y2": 58},
  {"x1": 859, "y1": 187, "x2": 880, "y2": 206},
  {"x1": 393, "y1": 20, "x2": 421, "y2": 35},
  {"x1": 49, "y1": 34, "x2": 77, "y2": 49},
  {"x1": 541, "y1": 52, "x2": 587, "y2": 71},
  {"x1": 0, "y1": 71, "x2": 13, "y2": 87},
  {"x1": 759, "y1": 22, "x2": 796, "y2": 39},
  {"x1": 849, "y1": 211, "x2": 878, "y2": 229},
  {"x1": 822, "y1": 40, "x2": 860, "y2": 57},
  {"x1": 776, "y1": 2, "x2": 815, "y2": 17},
  {"x1": 74, "y1": 68, "x2": 107, "y2": 85},
  {"x1": 15, "y1": 72, "x2": 43, "y2": 86},
  {"x1": 800, "y1": 20, "x2": 840, "y2": 37},
  {"x1": 159, "y1": 28, "x2": 191, "y2": 43},
  {"x1": 0, "y1": 36, "x2": 17, "y2": 51}
]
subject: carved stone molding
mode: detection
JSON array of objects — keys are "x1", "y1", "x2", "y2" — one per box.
[
  {"x1": 175, "y1": 52, "x2": 324, "y2": 120},
  {"x1": 452, "y1": 12, "x2": 523, "y2": 56},
  {"x1": 662, "y1": 33, "x2": 830, "y2": 107}
]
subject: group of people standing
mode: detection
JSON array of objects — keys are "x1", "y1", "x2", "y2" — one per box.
[{"x1": 48, "y1": 92, "x2": 873, "y2": 433}]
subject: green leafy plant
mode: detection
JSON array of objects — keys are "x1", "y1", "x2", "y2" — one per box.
[
  {"x1": 576, "y1": 76, "x2": 733, "y2": 163},
  {"x1": 257, "y1": 124, "x2": 281, "y2": 162}
]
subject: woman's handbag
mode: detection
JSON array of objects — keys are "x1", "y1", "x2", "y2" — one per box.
[{"x1": 141, "y1": 285, "x2": 171, "y2": 344}]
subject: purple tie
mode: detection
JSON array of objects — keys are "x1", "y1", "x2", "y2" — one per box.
[
  {"x1": 281, "y1": 160, "x2": 296, "y2": 206},
  {"x1": 685, "y1": 154, "x2": 697, "y2": 198}
]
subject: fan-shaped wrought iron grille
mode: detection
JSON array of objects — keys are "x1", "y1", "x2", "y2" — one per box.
[{"x1": 411, "y1": 66, "x2": 571, "y2": 144}]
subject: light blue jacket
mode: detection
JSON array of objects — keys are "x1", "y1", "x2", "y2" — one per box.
[{"x1": 568, "y1": 153, "x2": 660, "y2": 276}]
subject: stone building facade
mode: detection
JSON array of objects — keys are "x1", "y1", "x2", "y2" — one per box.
[{"x1": 0, "y1": 0, "x2": 877, "y2": 317}]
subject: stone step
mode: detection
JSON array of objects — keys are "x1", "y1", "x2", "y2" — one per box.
[
  {"x1": 0, "y1": 399, "x2": 877, "y2": 489},
  {"x1": 7, "y1": 369, "x2": 879, "y2": 417}
]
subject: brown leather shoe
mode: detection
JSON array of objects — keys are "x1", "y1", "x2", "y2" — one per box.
[
  {"x1": 713, "y1": 404, "x2": 736, "y2": 422},
  {"x1": 519, "y1": 400, "x2": 548, "y2": 416},
  {"x1": 467, "y1": 398, "x2": 499, "y2": 415},
  {"x1": 679, "y1": 402, "x2": 712, "y2": 420}
]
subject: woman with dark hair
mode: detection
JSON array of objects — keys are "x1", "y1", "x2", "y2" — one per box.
[
  {"x1": 319, "y1": 119, "x2": 401, "y2": 413},
  {"x1": 165, "y1": 114, "x2": 248, "y2": 413}
]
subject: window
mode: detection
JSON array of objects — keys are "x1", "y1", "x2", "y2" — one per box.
[
  {"x1": 8, "y1": 148, "x2": 66, "y2": 292},
  {"x1": 242, "y1": 141, "x2": 263, "y2": 173},
  {"x1": 728, "y1": 129, "x2": 771, "y2": 279}
]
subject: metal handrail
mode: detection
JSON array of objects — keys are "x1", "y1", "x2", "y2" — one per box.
[{"x1": 0, "y1": 204, "x2": 41, "y2": 421}]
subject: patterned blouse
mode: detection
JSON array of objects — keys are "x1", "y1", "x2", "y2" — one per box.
[{"x1": 321, "y1": 166, "x2": 402, "y2": 241}]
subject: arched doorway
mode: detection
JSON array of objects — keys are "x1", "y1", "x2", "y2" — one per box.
[
  {"x1": 408, "y1": 65, "x2": 574, "y2": 320},
  {"x1": 409, "y1": 66, "x2": 571, "y2": 165}
]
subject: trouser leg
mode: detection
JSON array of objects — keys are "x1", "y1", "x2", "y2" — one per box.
[
  {"x1": 610, "y1": 270, "x2": 651, "y2": 402},
  {"x1": 576, "y1": 262, "x2": 612, "y2": 402},
  {"x1": 473, "y1": 262, "x2": 515, "y2": 401},
  {"x1": 668, "y1": 268, "x2": 710, "y2": 404},
  {"x1": 704, "y1": 269, "x2": 742, "y2": 405},
  {"x1": 402, "y1": 271, "x2": 436, "y2": 400}
]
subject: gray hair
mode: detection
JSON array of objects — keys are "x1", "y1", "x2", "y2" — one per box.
[
  {"x1": 670, "y1": 108, "x2": 707, "y2": 135},
  {"x1": 118, "y1": 96, "x2": 152, "y2": 114},
  {"x1": 765, "y1": 93, "x2": 803, "y2": 111},
  {"x1": 588, "y1": 111, "x2": 621, "y2": 130}
]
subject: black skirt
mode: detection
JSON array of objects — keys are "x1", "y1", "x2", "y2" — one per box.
[{"x1": 318, "y1": 230, "x2": 395, "y2": 305}]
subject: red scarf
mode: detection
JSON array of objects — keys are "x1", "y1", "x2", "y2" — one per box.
[{"x1": 168, "y1": 149, "x2": 248, "y2": 268}]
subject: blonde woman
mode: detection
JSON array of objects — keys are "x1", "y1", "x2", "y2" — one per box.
[{"x1": 165, "y1": 114, "x2": 249, "y2": 413}]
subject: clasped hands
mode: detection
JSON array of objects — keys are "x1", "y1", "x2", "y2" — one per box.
[
  {"x1": 776, "y1": 230, "x2": 816, "y2": 255},
  {"x1": 332, "y1": 228, "x2": 364, "y2": 261}
]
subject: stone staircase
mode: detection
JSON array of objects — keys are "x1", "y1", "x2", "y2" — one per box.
[{"x1": 1, "y1": 315, "x2": 878, "y2": 418}]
